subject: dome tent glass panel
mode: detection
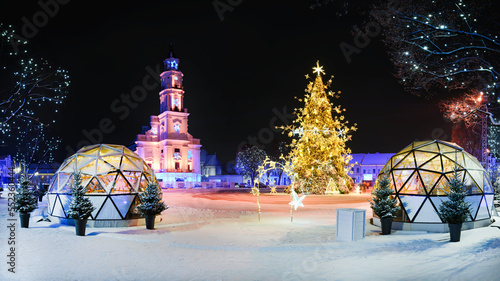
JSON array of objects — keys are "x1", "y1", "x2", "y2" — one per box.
[
  {"x1": 375, "y1": 140, "x2": 495, "y2": 224},
  {"x1": 47, "y1": 144, "x2": 157, "y2": 222}
]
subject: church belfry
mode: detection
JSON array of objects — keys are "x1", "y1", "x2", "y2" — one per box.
[
  {"x1": 134, "y1": 46, "x2": 202, "y2": 186},
  {"x1": 160, "y1": 43, "x2": 184, "y2": 112}
]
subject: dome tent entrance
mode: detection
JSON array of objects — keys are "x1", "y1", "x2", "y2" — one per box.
[
  {"x1": 47, "y1": 144, "x2": 157, "y2": 227},
  {"x1": 374, "y1": 140, "x2": 496, "y2": 232}
]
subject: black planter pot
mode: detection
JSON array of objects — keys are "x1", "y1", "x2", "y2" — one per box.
[
  {"x1": 448, "y1": 223, "x2": 462, "y2": 242},
  {"x1": 20, "y1": 212, "x2": 30, "y2": 228},
  {"x1": 75, "y1": 218, "x2": 88, "y2": 236},
  {"x1": 145, "y1": 214, "x2": 156, "y2": 229},
  {"x1": 380, "y1": 217, "x2": 393, "y2": 235}
]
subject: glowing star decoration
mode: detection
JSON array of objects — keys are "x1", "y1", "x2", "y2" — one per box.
[
  {"x1": 289, "y1": 189, "x2": 305, "y2": 223},
  {"x1": 312, "y1": 60, "x2": 325, "y2": 75},
  {"x1": 289, "y1": 189, "x2": 306, "y2": 210},
  {"x1": 151, "y1": 127, "x2": 157, "y2": 135},
  {"x1": 174, "y1": 124, "x2": 181, "y2": 133}
]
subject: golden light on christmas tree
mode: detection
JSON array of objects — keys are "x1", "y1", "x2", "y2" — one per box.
[{"x1": 282, "y1": 61, "x2": 356, "y2": 194}]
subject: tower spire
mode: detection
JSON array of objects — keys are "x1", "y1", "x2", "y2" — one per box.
[{"x1": 169, "y1": 42, "x2": 175, "y2": 58}]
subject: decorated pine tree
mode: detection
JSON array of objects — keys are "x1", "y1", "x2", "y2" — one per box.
[
  {"x1": 438, "y1": 171, "x2": 471, "y2": 224},
  {"x1": 13, "y1": 175, "x2": 38, "y2": 213},
  {"x1": 67, "y1": 172, "x2": 95, "y2": 220},
  {"x1": 283, "y1": 61, "x2": 356, "y2": 194},
  {"x1": 370, "y1": 174, "x2": 400, "y2": 219},
  {"x1": 137, "y1": 182, "x2": 168, "y2": 216}
]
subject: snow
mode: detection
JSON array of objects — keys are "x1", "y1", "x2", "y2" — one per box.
[{"x1": 1, "y1": 189, "x2": 500, "y2": 280}]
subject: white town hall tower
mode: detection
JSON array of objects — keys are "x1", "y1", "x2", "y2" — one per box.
[{"x1": 134, "y1": 47, "x2": 202, "y2": 186}]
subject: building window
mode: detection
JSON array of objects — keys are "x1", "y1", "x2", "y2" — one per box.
[
  {"x1": 363, "y1": 169, "x2": 366, "y2": 174},
  {"x1": 356, "y1": 167, "x2": 359, "y2": 173},
  {"x1": 373, "y1": 169, "x2": 375, "y2": 173},
  {"x1": 175, "y1": 162, "x2": 180, "y2": 170},
  {"x1": 173, "y1": 148, "x2": 181, "y2": 160}
]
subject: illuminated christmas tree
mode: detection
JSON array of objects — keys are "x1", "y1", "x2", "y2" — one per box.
[{"x1": 284, "y1": 61, "x2": 356, "y2": 194}]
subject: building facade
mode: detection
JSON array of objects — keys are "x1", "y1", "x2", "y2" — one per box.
[
  {"x1": 349, "y1": 152, "x2": 395, "y2": 188},
  {"x1": 135, "y1": 50, "x2": 202, "y2": 186}
]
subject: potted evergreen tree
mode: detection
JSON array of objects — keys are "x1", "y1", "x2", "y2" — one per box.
[
  {"x1": 370, "y1": 173, "x2": 400, "y2": 235},
  {"x1": 67, "y1": 172, "x2": 95, "y2": 236},
  {"x1": 438, "y1": 170, "x2": 471, "y2": 242},
  {"x1": 13, "y1": 176, "x2": 38, "y2": 228},
  {"x1": 137, "y1": 182, "x2": 168, "y2": 229}
]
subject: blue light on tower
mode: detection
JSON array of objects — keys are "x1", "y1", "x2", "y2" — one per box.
[{"x1": 168, "y1": 60, "x2": 178, "y2": 70}]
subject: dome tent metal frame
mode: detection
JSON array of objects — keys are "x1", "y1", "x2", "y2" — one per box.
[
  {"x1": 47, "y1": 144, "x2": 157, "y2": 227},
  {"x1": 374, "y1": 140, "x2": 496, "y2": 232}
]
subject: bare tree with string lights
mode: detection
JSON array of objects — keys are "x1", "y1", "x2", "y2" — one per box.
[
  {"x1": 371, "y1": 0, "x2": 500, "y2": 161},
  {"x1": 0, "y1": 23, "x2": 70, "y2": 166}
]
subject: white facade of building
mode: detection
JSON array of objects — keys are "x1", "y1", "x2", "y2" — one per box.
[
  {"x1": 349, "y1": 153, "x2": 395, "y2": 185},
  {"x1": 135, "y1": 50, "x2": 202, "y2": 186}
]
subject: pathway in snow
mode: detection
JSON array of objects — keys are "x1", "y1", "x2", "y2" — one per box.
[{"x1": 1, "y1": 189, "x2": 499, "y2": 280}]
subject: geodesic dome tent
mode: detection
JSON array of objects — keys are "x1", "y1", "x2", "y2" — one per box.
[
  {"x1": 377, "y1": 140, "x2": 495, "y2": 225},
  {"x1": 47, "y1": 144, "x2": 157, "y2": 222}
]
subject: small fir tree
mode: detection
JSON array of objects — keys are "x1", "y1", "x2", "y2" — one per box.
[
  {"x1": 13, "y1": 175, "x2": 38, "y2": 213},
  {"x1": 438, "y1": 171, "x2": 472, "y2": 224},
  {"x1": 67, "y1": 172, "x2": 95, "y2": 220},
  {"x1": 370, "y1": 174, "x2": 400, "y2": 219},
  {"x1": 137, "y1": 182, "x2": 168, "y2": 216}
]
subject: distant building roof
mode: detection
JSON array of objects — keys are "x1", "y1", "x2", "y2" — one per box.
[
  {"x1": 349, "y1": 153, "x2": 395, "y2": 166},
  {"x1": 204, "y1": 154, "x2": 222, "y2": 167}
]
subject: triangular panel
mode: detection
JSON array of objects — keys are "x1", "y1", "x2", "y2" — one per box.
[
  {"x1": 123, "y1": 171, "x2": 141, "y2": 191},
  {"x1": 88, "y1": 195, "x2": 107, "y2": 219},
  {"x1": 476, "y1": 196, "x2": 490, "y2": 220},
  {"x1": 392, "y1": 169, "x2": 413, "y2": 192},
  {"x1": 86, "y1": 177, "x2": 106, "y2": 193},
  {"x1": 111, "y1": 173, "x2": 133, "y2": 193},
  {"x1": 97, "y1": 173, "x2": 117, "y2": 194},
  {"x1": 96, "y1": 197, "x2": 122, "y2": 219},
  {"x1": 59, "y1": 194, "x2": 72, "y2": 215},
  {"x1": 463, "y1": 172, "x2": 482, "y2": 194},
  {"x1": 416, "y1": 142, "x2": 439, "y2": 153},
  {"x1": 79, "y1": 159, "x2": 97, "y2": 175},
  {"x1": 483, "y1": 176, "x2": 494, "y2": 193},
  {"x1": 394, "y1": 152, "x2": 416, "y2": 169},
  {"x1": 399, "y1": 195, "x2": 426, "y2": 222},
  {"x1": 464, "y1": 195, "x2": 482, "y2": 220},
  {"x1": 48, "y1": 176, "x2": 59, "y2": 192},
  {"x1": 392, "y1": 152, "x2": 410, "y2": 168},
  {"x1": 399, "y1": 172, "x2": 425, "y2": 194},
  {"x1": 51, "y1": 195, "x2": 66, "y2": 218},
  {"x1": 121, "y1": 156, "x2": 142, "y2": 172},
  {"x1": 47, "y1": 194, "x2": 57, "y2": 214},
  {"x1": 414, "y1": 152, "x2": 437, "y2": 168},
  {"x1": 418, "y1": 171, "x2": 441, "y2": 193},
  {"x1": 419, "y1": 155, "x2": 442, "y2": 172},
  {"x1": 111, "y1": 195, "x2": 136, "y2": 218},
  {"x1": 95, "y1": 159, "x2": 116, "y2": 175},
  {"x1": 429, "y1": 196, "x2": 449, "y2": 217},
  {"x1": 485, "y1": 194, "x2": 495, "y2": 214},
  {"x1": 413, "y1": 198, "x2": 441, "y2": 223}
]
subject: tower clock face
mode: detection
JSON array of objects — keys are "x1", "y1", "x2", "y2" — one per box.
[{"x1": 174, "y1": 98, "x2": 179, "y2": 107}]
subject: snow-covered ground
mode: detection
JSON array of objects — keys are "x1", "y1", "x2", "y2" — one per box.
[{"x1": 1, "y1": 189, "x2": 499, "y2": 280}]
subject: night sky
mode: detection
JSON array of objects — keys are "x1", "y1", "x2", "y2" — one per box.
[{"x1": 1, "y1": 0, "x2": 450, "y2": 165}]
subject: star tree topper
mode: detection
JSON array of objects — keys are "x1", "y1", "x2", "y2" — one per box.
[{"x1": 289, "y1": 189, "x2": 306, "y2": 210}]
